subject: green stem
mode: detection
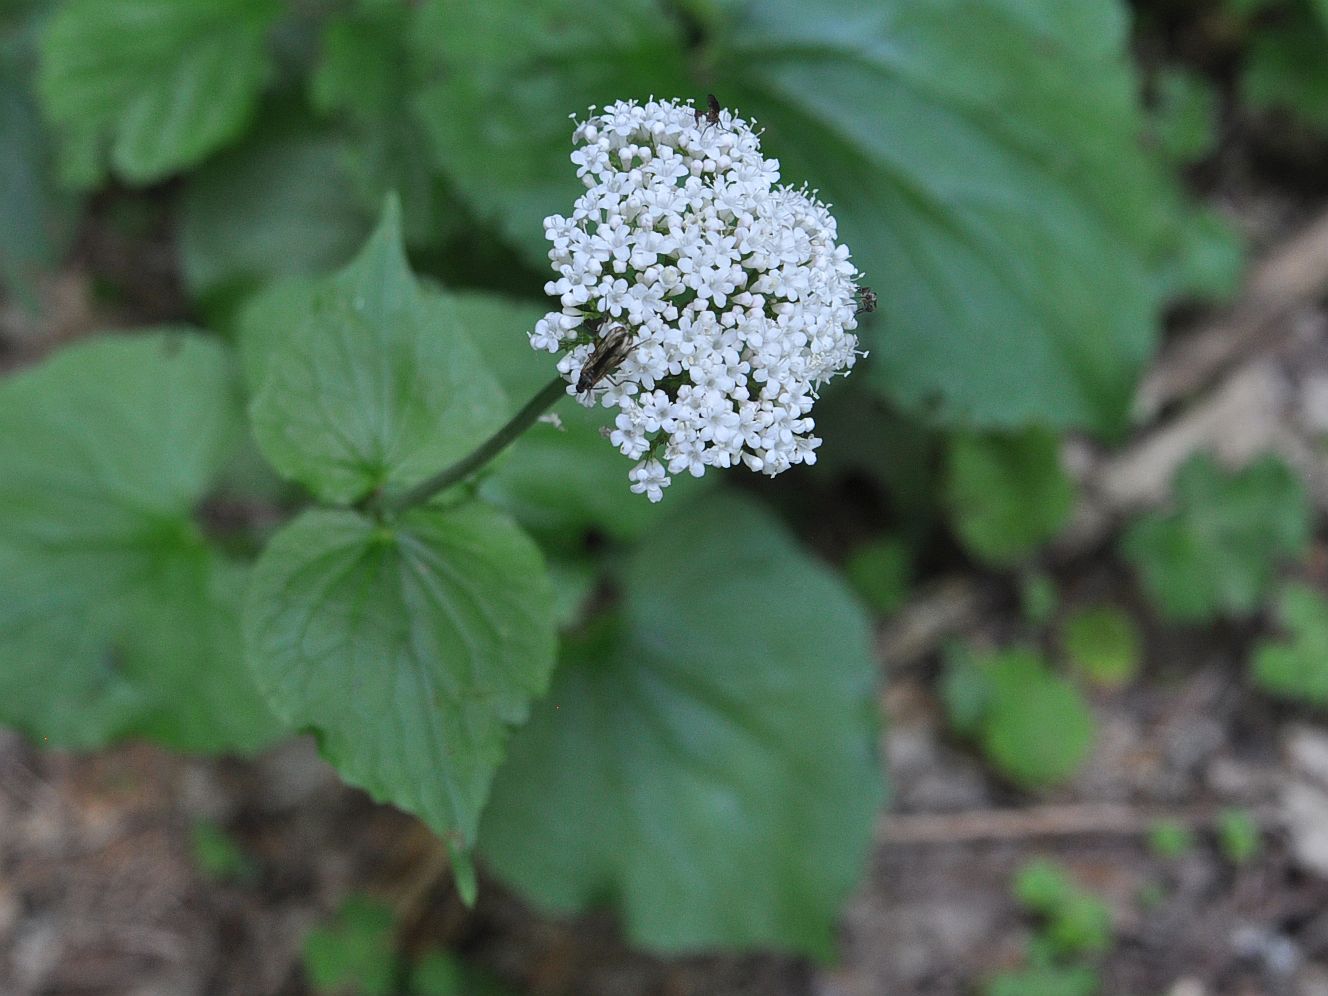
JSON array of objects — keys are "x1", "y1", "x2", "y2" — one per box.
[{"x1": 378, "y1": 376, "x2": 568, "y2": 516}]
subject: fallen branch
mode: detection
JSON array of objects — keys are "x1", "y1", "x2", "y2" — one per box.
[{"x1": 879, "y1": 801, "x2": 1280, "y2": 846}]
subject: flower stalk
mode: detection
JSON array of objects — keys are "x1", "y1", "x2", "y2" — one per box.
[{"x1": 375, "y1": 376, "x2": 567, "y2": 517}]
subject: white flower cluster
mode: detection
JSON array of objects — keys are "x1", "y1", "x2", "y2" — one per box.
[{"x1": 530, "y1": 97, "x2": 864, "y2": 502}]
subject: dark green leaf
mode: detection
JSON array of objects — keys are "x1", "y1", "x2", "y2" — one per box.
[
  {"x1": 414, "y1": 0, "x2": 1178, "y2": 432},
  {"x1": 246, "y1": 201, "x2": 508, "y2": 506},
  {"x1": 480, "y1": 493, "x2": 882, "y2": 956},
  {"x1": 1242, "y1": 13, "x2": 1328, "y2": 131},
  {"x1": 0, "y1": 332, "x2": 282, "y2": 750},
  {"x1": 310, "y1": 1, "x2": 455, "y2": 249},
  {"x1": 844, "y1": 536, "x2": 912, "y2": 616},
  {"x1": 179, "y1": 126, "x2": 373, "y2": 302},
  {"x1": 713, "y1": 0, "x2": 1172, "y2": 431},
  {"x1": 244, "y1": 503, "x2": 556, "y2": 847},
  {"x1": 0, "y1": 25, "x2": 79, "y2": 308},
  {"x1": 411, "y1": 0, "x2": 692, "y2": 260},
  {"x1": 37, "y1": 0, "x2": 281, "y2": 183}
]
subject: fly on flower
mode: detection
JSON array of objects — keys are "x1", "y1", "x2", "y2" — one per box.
[
  {"x1": 694, "y1": 93, "x2": 721, "y2": 127},
  {"x1": 528, "y1": 97, "x2": 864, "y2": 502},
  {"x1": 575, "y1": 324, "x2": 635, "y2": 395},
  {"x1": 856, "y1": 286, "x2": 878, "y2": 315}
]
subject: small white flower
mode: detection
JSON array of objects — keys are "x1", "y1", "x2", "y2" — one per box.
[
  {"x1": 628, "y1": 459, "x2": 670, "y2": 502},
  {"x1": 532, "y1": 97, "x2": 865, "y2": 500}
]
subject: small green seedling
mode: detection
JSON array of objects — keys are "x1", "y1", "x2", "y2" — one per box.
[
  {"x1": 411, "y1": 949, "x2": 515, "y2": 996},
  {"x1": 988, "y1": 859, "x2": 1113, "y2": 995},
  {"x1": 1217, "y1": 808, "x2": 1261, "y2": 866},
  {"x1": 942, "y1": 647, "x2": 1096, "y2": 789},
  {"x1": 1121, "y1": 454, "x2": 1311, "y2": 623},
  {"x1": 1147, "y1": 819, "x2": 1195, "y2": 860},
  {"x1": 1062, "y1": 605, "x2": 1142, "y2": 689},
  {"x1": 302, "y1": 895, "x2": 397, "y2": 996},
  {"x1": 1251, "y1": 584, "x2": 1328, "y2": 706},
  {"x1": 1013, "y1": 860, "x2": 1112, "y2": 958},
  {"x1": 987, "y1": 963, "x2": 1099, "y2": 996}
]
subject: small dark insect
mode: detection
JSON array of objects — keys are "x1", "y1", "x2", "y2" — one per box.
[
  {"x1": 576, "y1": 324, "x2": 635, "y2": 394},
  {"x1": 694, "y1": 93, "x2": 721, "y2": 127},
  {"x1": 855, "y1": 285, "x2": 878, "y2": 315}
]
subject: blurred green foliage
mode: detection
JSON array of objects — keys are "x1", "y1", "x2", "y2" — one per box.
[
  {"x1": 1251, "y1": 583, "x2": 1328, "y2": 705},
  {"x1": 303, "y1": 896, "x2": 397, "y2": 996},
  {"x1": 1020, "y1": 572, "x2": 1061, "y2": 627},
  {"x1": 1216, "y1": 807, "x2": 1262, "y2": 865},
  {"x1": 1148, "y1": 819, "x2": 1196, "y2": 860},
  {"x1": 2, "y1": 0, "x2": 1321, "y2": 965},
  {"x1": 942, "y1": 647, "x2": 1096, "y2": 789},
  {"x1": 190, "y1": 819, "x2": 258, "y2": 883},
  {"x1": 479, "y1": 494, "x2": 881, "y2": 956},
  {"x1": 0, "y1": 332, "x2": 282, "y2": 750},
  {"x1": 844, "y1": 536, "x2": 912, "y2": 616},
  {"x1": 1014, "y1": 859, "x2": 1113, "y2": 958},
  {"x1": 1149, "y1": 68, "x2": 1222, "y2": 165},
  {"x1": 1062, "y1": 605, "x2": 1143, "y2": 689},
  {"x1": 302, "y1": 896, "x2": 516, "y2": 996},
  {"x1": 985, "y1": 859, "x2": 1114, "y2": 995},
  {"x1": 1122, "y1": 454, "x2": 1311, "y2": 623},
  {"x1": 1238, "y1": 0, "x2": 1328, "y2": 131},
  {"x1": 944, "y1": 429, "x2": 1075, "y2": 567}
]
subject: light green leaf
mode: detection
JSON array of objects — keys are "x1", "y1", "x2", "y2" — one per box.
[
  {"x1": 0, "y1": 332, "x2": 283, "y2": 750},
  {"x1": 246, "y1": 201, "x2": 508, "y2": 506},
  {"x1": 943, "y1": 647, "x2": 1095, "y2": 788},
  {"x1": 179, "y1": 125, "x2": 372, "y2": 301},
  {"x1": 244, "y1": 503, "x2": 556, "y2": 847},
  {"x1": 1122, "y1": 454, "x2": 1311, "y2": 623},
  {"x1": 945, "y1": 428, "x2": 1075, "y2": 566},
  {"x1": 411, "y1": 0, "x2": 692, "y2": 259},
  {"x1": 1251, "y1": 584, "x2": 1328, "y2": 706},
  {"x1": 480, "y1": 493, "x2": 882, "y2": 956},
  {"x1": 37, "y1": 0, "x2": 281, "y2": 183}
]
